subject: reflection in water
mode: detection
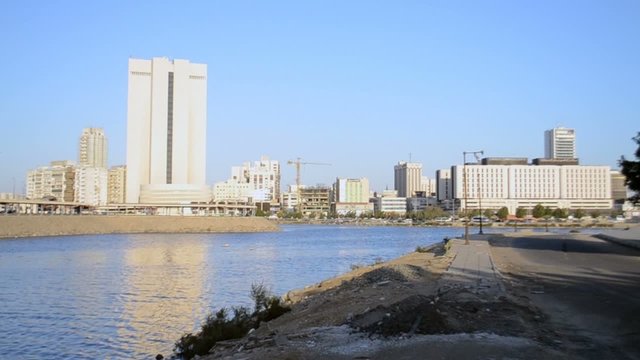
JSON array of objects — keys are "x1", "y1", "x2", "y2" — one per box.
[{"x1": 118, "y1": 236, "x2": 210, "y2": 357}]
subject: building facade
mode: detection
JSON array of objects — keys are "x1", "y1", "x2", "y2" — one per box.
[
  {"x1": 436, "y1": 169, "x2": 453, "y2": 202},
  {"x1": 371, "y1": 190, "x2": 407, "y2": 214},
  {"x1": 545, "y1": 127, "x2": 576, "y2": 159},
  {"x1": 79, "y1": 128, "x2": 108, "y2": 168},
  {"x1": 26, "y1": 161, "x2": 76, "y2": 202},
  {"x1": 74, "y1": 166, "x2": 108, "y2": 206},
  {"x1": 126, "y1": 57, "x2": 209, "y2": 204},
  {"x1": 394, "y1": 162, "x2": 423, "y2": 197},
  {"x1": 452, "y1": 163, "x2": 612, "y2": 213},
  {"x1": 108, "y1": 166, "x2": 127, "y2": 204},
  {"x1": 333, "y1": 177, "x2": 373, "y2": 215}
]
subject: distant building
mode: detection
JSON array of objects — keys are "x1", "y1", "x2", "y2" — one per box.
[
  {"x1": 280, "y1": 186, "x2": 299, "y2": 211},
  {"x1": 300, "y1": 186, "x2": 331, "y2": 216},
  {"x1": 407, "y1": 196, "x2": 438, "y2": 212},
  {"x1": 79, "y1": 128, "x2": 108, "y2": 168},
  {"x1": 214, "y1": 156, "x2": 281, "y2": 203},
  {"x1": 371, "y1": 190, "x2": 406, "y2": 214},
  {"x1": 108, "y1": 166, "x2": 126, "y2": 204},
  {"x1": 452, "y1": 163, "x2": 612, "y2": 214},
  {"x1": 394, "y1": 162, "x2": 423, "y2": 198},
  {"x1": 611, "y1": 170, "x2": 627, "y2": 204},
  {"x1": 545, "y1": 127, "x2": 576, "y2": 160},
  {"x1": 481, "y1": 157, "x2": 528, "y2": 166},
  {"x1": 26, "y1": 161, "x2": 76, "y2": 202},
  {"x1": 421, "y1": 176, "x2": 436, "y2": 197},
  {"x1": 436, "y1": 169, "x2": 453, "y2": 202},
  {"x1": 532, "y1": 158, "x2": 579, "y2": 166},
  {"x1": 75, "y1": 166, "x2": 108, "y2": 206},
  {"x1": 333, "y1": 178, "x2": 373, "y2": 216},
  {"x1": 126, "y1": 57, "x2": 209, "y2": 204}
]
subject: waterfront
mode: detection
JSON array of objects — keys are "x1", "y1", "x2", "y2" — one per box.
[{"x1": 0, "y1": 225, "x2": 602, "y2": 359}]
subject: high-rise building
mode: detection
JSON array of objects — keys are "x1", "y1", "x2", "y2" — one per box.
[
  {"x1": 79, "y1": 128, "x2": 108, "y2": 168},
  {"x1": 545, "y1": 127, "x2": 576, "y2": 159},
  {"x1": 394, "y1": 162, "x2": 423, "y2": 198},
  {"x1": 214, "y1": 156, "x2": 281, "y2": 203},
  {"x1": 108, "y1": 166, "x2": 127, "y2": 204},
  {"x1": 126, "y1": 57, "x2": 209, "y2": 203},
  {"x1": 26, "y1": 161, "x2": 76, "y2": 201},
  {"x1": 436, "y1": 169, "x2": 453, "y2": 202},
  {"x1": 75, "y1": 166, "x2": 108, "y2": 206}
]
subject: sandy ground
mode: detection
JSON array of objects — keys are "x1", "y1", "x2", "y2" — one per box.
[
  {"x1": 0, "y1": 215, "x2": 278, "y2": 238},
  {"x1": 200, "y1": 241, "x2": 566, "y2": 360}
]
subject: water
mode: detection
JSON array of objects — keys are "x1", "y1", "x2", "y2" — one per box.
[{"x1": 0, "y1": 225, "x2": 599, "y2": 359}]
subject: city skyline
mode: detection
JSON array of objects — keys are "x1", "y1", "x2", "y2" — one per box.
[{"x1": 2, "y1": 1, "x2": 639, "y2": 194}]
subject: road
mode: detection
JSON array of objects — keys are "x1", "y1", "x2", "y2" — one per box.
[{"x1": 490, "y1": 233, "x2": 640, "y2": 359}]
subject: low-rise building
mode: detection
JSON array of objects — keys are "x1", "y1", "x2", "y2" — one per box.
[
  {"x1": 26, "y1": 161, "x2": 76, "y2": 202},
  {"x1": 371, "y1": 190, "x2": 407, "y2": 214}
]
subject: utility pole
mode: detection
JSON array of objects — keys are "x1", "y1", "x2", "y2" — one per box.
[{"x1": 463, "y1": 150, "x2": 484, "y2": 244}]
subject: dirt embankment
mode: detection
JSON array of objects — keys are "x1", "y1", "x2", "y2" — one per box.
[
  {"x1": 0, "y1": 215, "x2": 279, "y2": 238},
  {"x1": 202, "y1": 242, "x2": 562, "y2": 360}
]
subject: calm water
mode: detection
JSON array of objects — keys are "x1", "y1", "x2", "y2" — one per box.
[{"x1": 0, "y1": 225, "x2": 598, "y2": 359}]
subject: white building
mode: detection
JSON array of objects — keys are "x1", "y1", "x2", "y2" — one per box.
[
  {"x1": 126, "y1": 57, "x2": 209, "y2": 204},
  {"x1": 452, "y1": 163, "x2": 612, "y2": 214},
  {"x1": 108, "y1": 166, "x2": 126, "y2": 204},
  {"x1": 371, "y1": 190, "x2": 407, "y2": 214},
  {"x1": 75, "y1": 166, "x2": 108, "y2": 206},
  {"x1": 394, "y1": 162, "x2": 423, "y2": 198},
  {"x1": 213, "y1": 180, "x2": 253, "y2": 202},
  {"x1": 333, "y1": 178, "x2": 373, "y2": 215},
  {"x1": 545, "y1": 127, "x2": 576, "y2": 159},
  {"x1": 26, "y1": 161, "x2": 76, "y2": 202},
  {"x1": 79, "y1": 128, "x2": 108, "y2": 168},
  {"x1": 214, "y1": 156, "x2": 281, "y2": 203},
  {"x1": 436, "y1": 169, "x2": 453, "y2": 202},
  {"x1": 421, "y1": 176, "x2": 436, "y2": 196}
]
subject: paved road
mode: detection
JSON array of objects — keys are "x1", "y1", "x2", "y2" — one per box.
[{"x1": 490, "y1": 234, "x2": 640, "y2": 359}]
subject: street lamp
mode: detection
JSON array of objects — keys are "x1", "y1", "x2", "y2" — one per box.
[{"x1": 463, "y1": 150, "x2": 484, "y2": 243}]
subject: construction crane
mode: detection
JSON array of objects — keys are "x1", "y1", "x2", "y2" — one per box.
[{"x1": 287, "y1": 158, "x2": 331, "y2": 214}]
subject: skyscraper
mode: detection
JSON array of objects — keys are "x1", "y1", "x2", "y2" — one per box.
[
  {"x1": 394, "y1": 162, "x2": 423, "y2": 198},
  {"x1": 125, "y1": 57, "x2": 209, "y2": 203},
  {"x1": 79, "y1": 128, "x2": 108, "y2": 168},
  {"x1": 545, "y1": 127, "x2": 576, "y2": 160}
]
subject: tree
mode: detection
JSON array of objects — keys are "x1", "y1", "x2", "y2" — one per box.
[
  {"x1": 532, "y1": 204, "x2": 546, "y2": 218},
  {"x1": 552, "y1": 208, "x2": 568, "y2": 219},
  {"x1": 619, "y1": 132, "x2": 640, "y2": 204},
  {"x1": 573, "y1": 208, "x2": 585, "y2": 219},
  {"x1": 515, "y1": 207, "x2": 527, "y2": 219},
  {"x1": 496, "y1": 207, "x2": 509, "y2": 221},
  {"x1": 590, "y1": 210, "x2": 600, "y2": 219}
]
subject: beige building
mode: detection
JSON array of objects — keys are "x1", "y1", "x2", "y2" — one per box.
[
  {"x1": 371, "y1": 190, "x2": 407, "y2": 214},
  {"x1": 108, "y1": 166, "x2": 127, "y2": 204},
  {"x1": 26, "y1": 161, "x2": 76, "y2": 202},
  {"x1": 452, "y1": 163, "x2": 612, "y2": 213},
  {"x1": 333, "y1": 178, "x2": 373, "y2": 216},
  {"x1": 394, "y1": 162, "x2": 423, "y2": 198},
  {"x1": 79, "y1": 128, "x2": 108, "y2": 168},
  {"x1": 126, "y1": 57, "x2": 209, "y2": 204}
]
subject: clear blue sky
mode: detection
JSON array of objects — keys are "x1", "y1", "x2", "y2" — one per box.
[{"x1": 1, "y1": 0, "x2": 639, "y2": 194}]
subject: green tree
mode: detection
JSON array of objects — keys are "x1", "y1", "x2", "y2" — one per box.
[
  {"x1": 255, "y1": 209, "x2": 267, "y2": 217},
  {"x1": 496, "y1": 207, "x2": 509, "y2": 221},
  {"x1": 619, "y1": 132, "x2": 640, "y2": 204},
  {"x1": 532, "y1": 204, "x2": 546, "y2": 218},
  {"x1": 552, "y1": 208, "x2": 568, "y2": 219},
  {"x1": 484, "y1": 209, "x2": 494, "y2": 218},
  {"x1": 590, "y1": 210, "x2": 600, "y2": 219},
  {"x1": 573, "y1": 208, "x2": 585, "y2": 219},
  {"x1": 515, "y1": 207, "x2": 527, "y2": 219}
]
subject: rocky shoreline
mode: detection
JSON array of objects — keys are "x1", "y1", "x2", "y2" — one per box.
[{"x1": 0, "y1": 215, "x2": 279, "y2": 238}]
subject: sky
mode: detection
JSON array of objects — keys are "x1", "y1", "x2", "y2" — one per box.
[{"x1": 1, "y1": 0, "x2": 639, "y2": 194}]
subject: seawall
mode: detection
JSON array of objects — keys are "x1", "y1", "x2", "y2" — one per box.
[{"x1": 0, "y1": 215, "x2": 279, "y2": 238}]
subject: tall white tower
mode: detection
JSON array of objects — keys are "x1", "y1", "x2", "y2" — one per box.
[
  {"x1": 125, "y1": 57, "x2": 209, "y2": 204},
  {"x1": 79, "y1": 128, "x2": 108, "y2": 168},
  {"x1": 545, "y1": 127, "x2": 576, "y2": 159}
]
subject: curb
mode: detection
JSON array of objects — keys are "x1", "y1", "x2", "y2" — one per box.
[{"x1": 594, "y1": 234, "x2": 640, "y2": 251}]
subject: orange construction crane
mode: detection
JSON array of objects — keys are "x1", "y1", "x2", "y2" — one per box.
[{"x1": 287, "y1": 158, "x2": 331, "y2": 213}]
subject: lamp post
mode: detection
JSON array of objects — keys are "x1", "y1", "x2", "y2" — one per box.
[{"x1": 463, "y1": 150, "x2": 484, "y2": 243}]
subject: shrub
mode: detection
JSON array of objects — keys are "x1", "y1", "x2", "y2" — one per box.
[{"x1": 174, "y1": 284, "x2": 291, "y2": 359}]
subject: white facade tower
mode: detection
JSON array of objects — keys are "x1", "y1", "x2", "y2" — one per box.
[
  {"x1": 126, "y1": 57, "x2": 209, "y2": 204},
  {"x1": 545, "y1": 127, "x2": 576, "y2": 159}
]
